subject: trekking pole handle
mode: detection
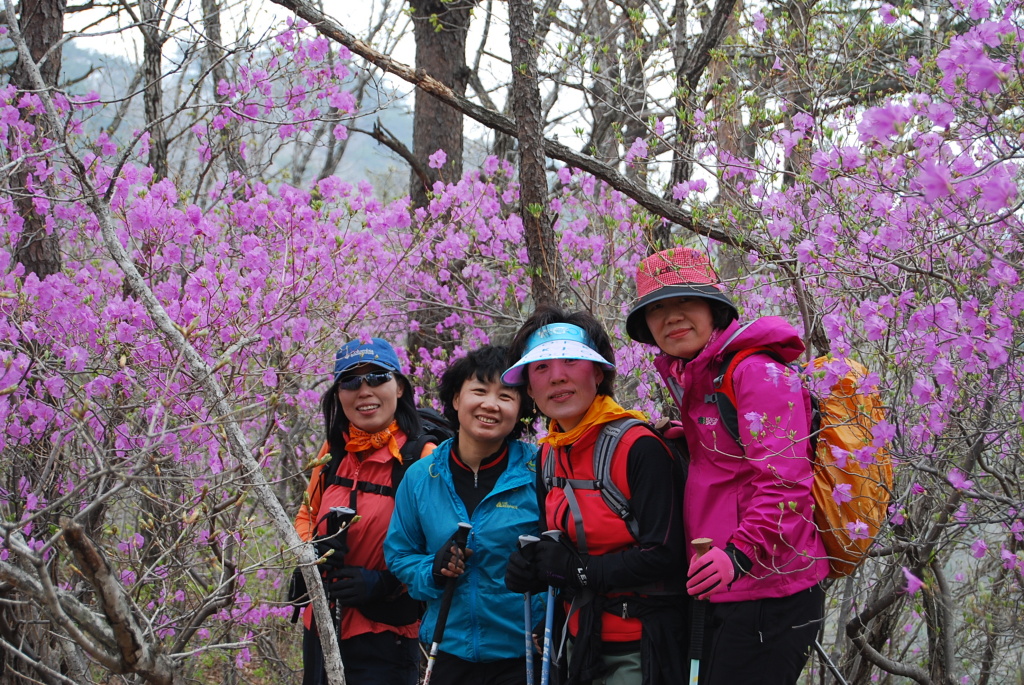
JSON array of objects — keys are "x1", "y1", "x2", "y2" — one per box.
[
  {"x1": 692, "y1": 537, "x2": 713, "y2": 557},
  {"x1": 518, "y1": 534, "x2": 540, "y2": 548},
  {"x1": 429, "y1": 522, "x2": 472, "y2": 647},
  {"x1": 453, "y1": 521, "x2": 472, "y2": 550},
  {"x1": 542, "y1": 529, "x2": 561, "y2": 543},
  {"x1": 325, "y1": 506, "x2": 356, "y2": 537}
]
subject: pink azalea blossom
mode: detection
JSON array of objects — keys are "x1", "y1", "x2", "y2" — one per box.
[
  {"x1": 889, "y1": 505, "x2": 906, "y2": 526},
  {"x1": 858, "y1": 103, "x2": 913, "y2": 142},
  {"x1": 847, "y1": 521, "x2": 870, "y2": 540},
  {"x1": 915, "y1": 159, "x2": 954, "y2": 202},
  {"x1": 947, "y1": 468, "x2": 974, "y2": 490},
  {"x1": 832, "y1": 483, "x2": 854, "y2": 505},
  {"x1": 428, "y1": 149, "x2": 447, "y2": 169},
  {"x1": 902, "y1": 567, "x2": 924, "y2": 595},
  {"x1": 625, "y1": 137, "x2": 649, "y2": 164}
]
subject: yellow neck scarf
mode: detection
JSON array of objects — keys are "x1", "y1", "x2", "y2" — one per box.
[
  {"x1": 540, "y1": 395, "x2": 647, "y2": 449},
  {"x1": 346, "y1": 421, "x2": 402, "y2": 461}
]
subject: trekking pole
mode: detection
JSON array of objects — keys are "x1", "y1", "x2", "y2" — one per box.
[
  {"x1": 422, "y1": 522, "x2": 472, "y2": 685},
  {"x1": 813, "y1": 639, "x2": 849, "y2": 685},
  {"x1": 324, "y1": 507, "x2": 356, "y2": 629},
  {"x1": 689, "y1": 537, "x2": 713, "y2": 685},
  {"x1": 540, "y1": 530, "x2": 561, "y2": 685},
  {"x1": 518, "y1": 534, "x2": 540, "y2": 685}
]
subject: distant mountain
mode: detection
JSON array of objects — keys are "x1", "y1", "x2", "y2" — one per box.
[
  {"x1": 55, "y1": 40, "x2": 419, "y2": 194},
  {"x1": 6, "y1": 38, "x2": 486, "y2": 198}
]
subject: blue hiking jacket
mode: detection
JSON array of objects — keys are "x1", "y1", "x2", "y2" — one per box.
[{"x1": 384, "y1": 438, "x2": 544, "y2": 662}]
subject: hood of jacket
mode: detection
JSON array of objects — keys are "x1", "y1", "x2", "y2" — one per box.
[{"x1": 653, "y1": 316, "x2": 806, "y2": 381}]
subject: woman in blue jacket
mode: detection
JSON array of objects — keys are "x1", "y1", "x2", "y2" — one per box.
[{"x1": 385, "y1": 345, "x2": 543, "y2": 685}]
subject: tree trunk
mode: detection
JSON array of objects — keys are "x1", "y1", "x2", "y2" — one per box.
[
  {"x1": 141, "y1": 0, "x2": 169, "y2": 180},
  {"x1": 581, "y1": 0, "x2": 620, "y2": 163},
  {"x1": 508, "y1": 0, "x2": 561, "y2": 308},
  {"x1": 201, "y1": 0, "x2": 248, "y2": 181},
  {"x1": 407, "y1": 0, "x2": 475, "y2": 207},
  {"x1": 10, "y1": 0, "x2": 66, "y2": 279},
  {"x1": 708, "y1": 1, "x2": 750, "y2": 283},
  {"x1": 782, "y1": 0, "x2": 813, "y2": 186}
]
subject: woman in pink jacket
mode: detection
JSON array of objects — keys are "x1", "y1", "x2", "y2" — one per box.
[{"x1": 626, "y1": 247, "x2": 828, "y2": 684}]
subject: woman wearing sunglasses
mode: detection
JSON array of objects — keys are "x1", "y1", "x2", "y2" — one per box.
[
  {"x1": 502, "y1": 307, "x2": 688, "y2": 685},
  {"x1": 294, "y1": 338, "x2": 435, "y2": 685}
]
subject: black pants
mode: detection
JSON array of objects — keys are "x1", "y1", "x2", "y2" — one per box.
[
  {"x1": 302, "y1": 628, "x2": 420, "y2": 685},
  {"x1": 701, "y1": 584, "x2": 825, "y2": 685},
  {"x1": 427, "y1": 650, "x2": 540, "y2": 685}
]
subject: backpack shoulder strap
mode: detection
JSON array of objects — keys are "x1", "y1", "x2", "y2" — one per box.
[
  {"x1": 592, "y1": 418, "x2": 646, "y2": 540},
  {"x1": 541, "y1": 418, "x2": 648, "y2": 544},
  {"x1": 321, "y1": 442, "x2": 347, "y2": 490},
  {"x1": 714, "y1": 345, "x2": 781, "y2": 444},
  {"x1": 541, "y1": 442, "x2": 555, "y2": 492},
  {"x1": 394, "y1": 431, "x2": 438, "y2": 495}
]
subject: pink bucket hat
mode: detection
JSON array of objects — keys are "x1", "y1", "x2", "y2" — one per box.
[{"x1": 625, "y1": 247, "x2": 738, "y2": 345}]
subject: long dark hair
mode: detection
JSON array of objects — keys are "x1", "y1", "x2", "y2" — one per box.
[
  {"x1": 438, "y1": 345, "x2": 535, "y2": 440},
  {"x1": 320, "y1": 371, "x2": 422, "y2": 448},
  {"x1": 507, "y1": 305, "x2": 617, "y2": 397}
]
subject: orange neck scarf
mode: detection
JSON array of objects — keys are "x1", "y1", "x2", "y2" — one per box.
[
  {"x1": 345, "y1": 421, "x2": 402, "y2": 461},
  {"x1": 540, "y1": 394, "x2": 646, "y2": 449}
]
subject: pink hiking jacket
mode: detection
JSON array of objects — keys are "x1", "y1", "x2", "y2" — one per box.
[{"x1": 654, "y1": 317, "x2": 828, "y2": 602}]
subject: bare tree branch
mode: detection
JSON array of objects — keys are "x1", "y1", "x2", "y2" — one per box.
[
  {"x1": 1, "y1": 2, "x2": 348, "y2": 681},
  {"x1": 268, "y1": 0, "x2": 750, "y2": 249},
  {"x1": 63, "y1": 520, "x2": 183, "y2": 685},
  {"x1": 350, "y1": 120, "x2": 431, "y2": 190}
]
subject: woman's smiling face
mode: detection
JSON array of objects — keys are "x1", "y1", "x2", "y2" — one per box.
[
  {"x1": 453, "y1": 376, "x2": 521, "y2": 452},
  {"x1": 526, "y1": 358, "x2": 604, "y2": 431},
  {"x1": 336, "y1": 363, "x2": 402, "y2": 433},
  {"x1": 644, "y1": 296, "x2": 715, "y2": 359}
]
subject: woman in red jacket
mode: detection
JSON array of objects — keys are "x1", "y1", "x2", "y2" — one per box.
[
  {"x1": 503, "y1": 306, "x2": 688, "y2": 685},
  {"x1": 294, "y1": 337, "x2": 432, "y2": 685}
]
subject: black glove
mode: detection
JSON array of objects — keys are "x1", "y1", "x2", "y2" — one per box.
[
  {"x1": 432, "y1": 535, "x2": 468, "y2": 586},
  {"x1": 534, "y1": 536, "x2": 588, "y2": 589},
  {"x1": 286, "y1": 567, "x2": 310, "y2": 623},
  {"x1": 505, "y1": 542, "x2": 544, "y2": 594},
  {"x1": 324, "y1": 566, "x2": 398, "y2": 606},
  {"x1": 314, "y1": 534, "x2": 349, "y2": 569}
]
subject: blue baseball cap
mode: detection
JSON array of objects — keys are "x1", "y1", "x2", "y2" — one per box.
[
  {"x1": 333, "y1": 338, "x2": 402, "y2": 381},
  {"x1": 501, "y1": 323, "x2": 615, "y2": 386}
]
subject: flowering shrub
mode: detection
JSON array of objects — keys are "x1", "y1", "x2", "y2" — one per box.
[{"x1": 1, "y1": 2, "x2": 1023, "y2": 683}]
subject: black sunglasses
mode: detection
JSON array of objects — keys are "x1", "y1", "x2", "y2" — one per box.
[{"x1": 337, "y1": 371, "x2": 394, "y2": 391}]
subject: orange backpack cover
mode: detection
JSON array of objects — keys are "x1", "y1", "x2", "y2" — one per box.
[
  {"x1": 807, "y1": 358, "x2": 893, "y2": 578},
  {"x1": 716, "y1": 353, "x2": 893, "y2": 578}
]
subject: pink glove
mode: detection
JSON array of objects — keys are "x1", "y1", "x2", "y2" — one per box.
[{"x1": 686, "y1": 546, "x2": 735, "y2": 599}]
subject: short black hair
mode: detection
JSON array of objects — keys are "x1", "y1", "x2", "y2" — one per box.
[
  {"x1": 438, "y1": 345, "x2": 535, "y2": 439},
  {"x1": 321, "y1": 368, "x2": 421, "y2": 447},
  {"x1": 507, "y1": 306, "x2": 617, "y2": 397}
]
